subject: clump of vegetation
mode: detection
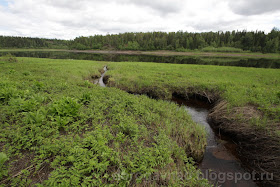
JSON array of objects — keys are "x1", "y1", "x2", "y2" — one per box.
[
  {"x1": 0, "y1": 152, "x2": 9, "y2": 180},
  {"x1": 0, "y1": 53, "x2": 18, "y2": 63}
]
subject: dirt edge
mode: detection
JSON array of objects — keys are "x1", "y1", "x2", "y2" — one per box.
[{"x1": 208, "y1": 100, "x2": 280, "y2": 187}]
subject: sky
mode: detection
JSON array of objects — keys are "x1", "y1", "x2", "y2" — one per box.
[{"x1": 0, "y1": 0, "x2": 279, "y2": 39}]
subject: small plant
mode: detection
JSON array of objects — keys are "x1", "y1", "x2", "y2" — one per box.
[
  {"x1": 277, "y1": 92, "x2": 280, "y2": 99},
  {"x1": 50, "y1": 97, "x2": 81, "y2": 117},
  {"x1": 9, "y1": 69, "x2": 16, "y2": 74},
  {"x1": 23, "y1": 71, "x2": 31, "y2": 76},
  {"x1": 83, "y1": 80, "x2": 92, "y2": 88},
  {"x1": 79, "y1": 92, "x2": 91, "y2": 105},
  {"x1": 0, "y1": 152, "x2": 9, "y2": 180},
  {"x1": 118, "y1": 122, "x2": 139, "y2": 138},
  {"x1": 32, "y1": 81, "x2": 45, "y2": 91},
  {"x1": 0, "y1": 87, "x2": 19, "y2": 104},
  {"x1": 25, "y1": 109, "x2": 47, "y2": 124}
]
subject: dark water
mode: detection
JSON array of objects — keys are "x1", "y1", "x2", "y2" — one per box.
[
  {"x1": 1, "y1": 51, "x2": 280, "y2": 68},
  {"x1": 173, "y1": 98, "x2": 257, "y2": 187}
]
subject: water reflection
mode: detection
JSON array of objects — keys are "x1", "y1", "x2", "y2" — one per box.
[{"x1": 0, "y1": 51, "x2": 279, "y2": 68}]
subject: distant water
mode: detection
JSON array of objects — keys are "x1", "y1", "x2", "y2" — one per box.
[{"x1": 1, "y1": 51, "x2": 279, "y2": 68}]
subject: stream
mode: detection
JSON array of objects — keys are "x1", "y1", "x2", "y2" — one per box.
[
  {"x1": 98, "y1": 67, "x2": 257, "y2": 186},
  {"x1": 173, "y1": 98, "x2": 257, "y2": 187},
  {"x1": 98, "y1": 66, "x2": 107, "y2": 87}
]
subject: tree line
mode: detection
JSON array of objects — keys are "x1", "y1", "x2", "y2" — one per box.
[
  {"x1": 1, "y1": 29, "x2": 279, "y2": 53},
  {"x1": 0, "y1": 36, "x2": 68, "y2": 49}
]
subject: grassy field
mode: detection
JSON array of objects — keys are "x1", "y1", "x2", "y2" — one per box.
[
  {"x1": 107, "y1": 62, "x2": 280, "y2": 121},
  {"x1": 0, "y1": 57, "x2": 209, "y2": 186},
  {"x1": 1, "y1": 56, "x2": 279, "y2": 186}
]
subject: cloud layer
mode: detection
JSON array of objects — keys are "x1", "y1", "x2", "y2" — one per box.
[
  {"x1": 0, "y1": 0, "x2": 279, "y2": 39},
  {"x1": 228, "y1": 0, "x2": 280, "y2": 15}
]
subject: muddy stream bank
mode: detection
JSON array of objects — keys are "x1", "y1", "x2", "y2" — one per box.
[{"x1": 173, "y1": 97, "x2": 257, "y2": 186}]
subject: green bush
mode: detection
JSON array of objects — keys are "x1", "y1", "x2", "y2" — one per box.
[
  {"x1": 0, "y1": 87, "x2": 20, "y2": 104},
  {"x1": 79, "y1": 92, "x2": 92, "y2": 105},
  {"x1": 32, "y1": 81, "x2": 45, "y2": 91},
  {"x1": 49, "y1": 97, "x2": 81, "y2": 117}
]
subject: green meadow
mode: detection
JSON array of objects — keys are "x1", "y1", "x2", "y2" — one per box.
[
  {"x1": 105, "y1": 61, "x2": 280, "y2": 186},
  {"x1": 0, "y1": 57, "x2": 210, "y2": 186},
  {"x1": 0, "y1": 56, "x2": 280, "y2": 186},
  {"x1": 107, "y1": 61, "x2": 280, "y2": 121}
]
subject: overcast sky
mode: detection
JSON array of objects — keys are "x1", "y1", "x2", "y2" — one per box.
[{"x1": 0, "y1": 0, "x2": 279, "y2": 39}]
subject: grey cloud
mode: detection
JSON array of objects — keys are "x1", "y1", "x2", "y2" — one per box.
[
  {"x1": 45, "y1": 0, "x2": 89, "y2": 9},
  {"x1": 1, "y1": 0, "x2": 279, "y2": 39},
  {"x1": 130, "y1": 0, "x2": 183, "y2": 14},
  {"x1": 228, "y1": 0, "x2": 280, "y2": 15},
  {"x1": 98, "y1": 26, "x2": 125, "y2": 34},
  {"x1": 190, "y1": 18, "x2": 246, "y2": 32}
]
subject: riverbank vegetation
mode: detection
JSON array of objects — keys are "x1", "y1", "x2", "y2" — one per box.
[
  {"x1": 106, "y1": 62, "x2": 280, "y2": 117},
  {"x1": 0, "y1": 57, "x2": 209, "y2": 186},
  {"x1": 1, "y1": 28, "x2": 280, "y2": 53},
  {"x1": 106, "y1": 61, "x2": 280, "y2": 186}
]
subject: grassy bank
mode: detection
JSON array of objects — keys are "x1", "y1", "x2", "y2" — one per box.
[
  {"x1": 1, "y1": 48, "x2": 280, "y2": 59},
  {"x1": 0, "y1": 58, "x2": 209, "y2": 186},
  {"x1": 106, "y1": 61, "x2": 280, "y2": 185},
  {"x1": 107, "y1": 62, "x2": 280, "y2": 119}
]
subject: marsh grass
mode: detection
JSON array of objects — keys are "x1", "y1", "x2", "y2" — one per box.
[
  {"x1": 0, "y1": 57, "x2": 209, "y2": 186},
  {"x1": 106, "y1": 61, "x2": 280, "y2": 186},
  {"x1": 106, "y1": 62, "x2": 280, "y2": 120}
]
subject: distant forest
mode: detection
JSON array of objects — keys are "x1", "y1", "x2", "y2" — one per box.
[
  {"x1": 0, "y1": 37, "x2": 69, "y2": 49},
  {"x1": 1, "y1": 29, "x2": 280, "y2": 53}
]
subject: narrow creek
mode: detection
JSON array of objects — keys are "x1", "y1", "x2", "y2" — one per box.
[
  {"x1": 173, "y1": 98, "x2": 257, "y2": 187},
  {"x1": 98, "y1": 66, "x2": 107, "y2": 87},
  {"x1": 98, "y1": 66, "x2": 257, "y2": 187}
]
